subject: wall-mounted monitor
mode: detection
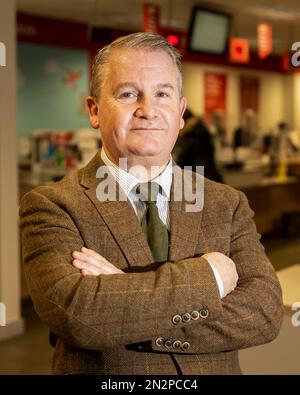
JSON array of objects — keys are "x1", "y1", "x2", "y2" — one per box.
[{"x1": 187, "y1": 7, "x2": 232, "y2": 55}]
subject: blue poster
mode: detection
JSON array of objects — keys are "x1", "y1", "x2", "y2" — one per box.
[{"x1": 18, "y1": 43, "x2": 91, "y2": 137}]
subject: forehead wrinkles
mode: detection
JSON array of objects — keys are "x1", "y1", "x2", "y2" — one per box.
[
  {"x1": 104, "y1": 50, "x2": 181, "y2": 94},
  {"x1": 111, "y1": 52, "x2": 172, "y2": 74}
]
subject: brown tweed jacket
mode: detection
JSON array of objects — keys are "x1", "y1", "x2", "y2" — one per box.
[{"x1": 19, "y1": 153, "x2": 283, "y2": 375}]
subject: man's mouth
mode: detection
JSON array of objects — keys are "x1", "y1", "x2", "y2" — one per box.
[{"x1": 130, "y1": 127, "x2": 162, "y2": 131}]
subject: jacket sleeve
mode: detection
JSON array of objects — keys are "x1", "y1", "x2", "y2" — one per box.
[
  {"x1": 147, "y1": 191, "x2": 284, "y2": 354},
  {"x1": 20, "y1": 189, "x2": 224, "y2": 351}
]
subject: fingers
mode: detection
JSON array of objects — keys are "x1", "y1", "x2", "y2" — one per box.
[
  {"x1": 72, "y1": 254, "x2": 112, "y2": 275},
  {"x1": 72, "y1": 247, "x2": 124, "y2": 276},
  {"x1": 73, "y1": 258, "x2": 112, "y2": 275},
  {"x1": 81, "y1": 247, "x2": 102, "y2": 259},
  {"x1": 78, "y1": 248, "x2": 116, "y2": 269},
  {"x1": 74, "y1": 261, "x2": 99, "y2": 276},
  {"x1": 72, "y1": 251, "x2": 108, "y2": 270}
]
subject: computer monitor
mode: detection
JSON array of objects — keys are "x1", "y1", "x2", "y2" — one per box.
[{"x1": 188, "y1": 7, "x2": 232, "y2": 55}]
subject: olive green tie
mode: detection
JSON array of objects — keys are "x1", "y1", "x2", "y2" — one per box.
[{"x1": 137, "y1": 182, "x2": 169, "y2": 263}]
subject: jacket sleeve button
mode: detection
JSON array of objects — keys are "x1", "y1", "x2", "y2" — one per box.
[
  {"x1": 164, "y1": 339, "x2": 173, "y2": 349},
  {"x1": 172, "y1": 314, "x2": 182, "y2": 325},
  {"x1": 191, "y1": 310, "x2": 200, "y2": 320},
  {"x1": 155, "y1": 337, "x2": 164, "y2": 347},
  {"x1": 181, "y1": 341, "x2": 190, "y2": 351},
  {"x1": 172, "y1": 340, "x2": 182, "y2": 349},
  {"x1": 181, "y1": 312, "x2": 191, "y2": 323},
  {"x1": 199, "y1": 308, "x2": 209, "y2": 319}
]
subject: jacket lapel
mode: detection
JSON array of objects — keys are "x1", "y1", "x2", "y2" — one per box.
[
  {"x1": 168, "y1": 165, "x2": 207, "y2": 262},
  {"x1": 79, "y1": 153, "x2": 153, "y2": 271}
]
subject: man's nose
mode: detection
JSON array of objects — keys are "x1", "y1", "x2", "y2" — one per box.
[{"x1": 134, "y1": 96, "x2": 157, "y2": 119}]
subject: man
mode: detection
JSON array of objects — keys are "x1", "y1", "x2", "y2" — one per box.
[
  {"x1": 20, "y1": 33, "x2": 283, "y2": 375},
  {"x1": 174, "y1": 110, "x2": 223, "y2": 183}
]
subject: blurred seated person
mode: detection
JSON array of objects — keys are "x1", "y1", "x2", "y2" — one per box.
[
  {"x1": 266, "y1": 121, "x2": 299, "y2": 162},
  {"x1": 233, "y1": 109, "x2": 263, "y2": 162},
  {"x1": 233, "y1": 109, "x2": 261, "y2": 150},
  {"x1": 289, "y1": 129, "x2": 300, "y2": 154},
  {"x1": 173, "y1": 109, "x2": 223, "y2": 183},
  {"x1": 209, "y1": 110, "x2": 228, "y2": 152}
]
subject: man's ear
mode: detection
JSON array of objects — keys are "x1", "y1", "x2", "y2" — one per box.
[
  {"x1": 179, "y1": 97, "x2": 187, "y2": 130},
  {"x1": 86, "y1": 96, "x2": 100, "y2": 129}
]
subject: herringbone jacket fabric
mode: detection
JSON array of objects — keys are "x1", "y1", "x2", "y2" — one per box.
[{"x1": 19, "y1": 153, "x2": 283, "y2": 375}]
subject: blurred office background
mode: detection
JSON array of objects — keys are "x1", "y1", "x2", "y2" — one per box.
[{"x1": 0, "y1": 0, "x2": 300, "y2": 374}]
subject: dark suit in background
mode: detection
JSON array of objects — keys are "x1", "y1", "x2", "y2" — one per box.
[{"x1": 175, "y1": 117, "x2": 223, "y2": 183}]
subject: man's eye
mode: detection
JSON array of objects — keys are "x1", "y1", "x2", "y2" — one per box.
[
  {"x1": 119, "y1": 92, "x2": 136, "y2": 99},
  {"x1": 156, "y1": 91, "x2": 169, "y2": 98}
]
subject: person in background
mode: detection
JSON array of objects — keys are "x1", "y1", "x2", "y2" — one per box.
[
  {"x1": 174, "y1": 109, "x2": 223, "y2": 183},
  {"x1": 264, "y1": 121, "x2": 298, "y2": 176},
  {"x1": 275, "y1": 122, "x2": 297, "y2": 160},
  {"x1": 209, "y1": 110, "x2": 228, "y2": 152},
  {"x1": 233, "y1": 109, "x2": 261, "y2": 150},
  {"x1": 20, "y1": 32, "x2": 283, "y2": 375}
]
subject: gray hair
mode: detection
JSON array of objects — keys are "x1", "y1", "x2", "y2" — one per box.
[{"x1": 90, "y1": 32, "x2": 183, "y2": 101}]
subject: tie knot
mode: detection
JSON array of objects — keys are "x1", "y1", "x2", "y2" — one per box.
[{"x1": 135, "y1": 182, "x2": 160, "y2": 203}]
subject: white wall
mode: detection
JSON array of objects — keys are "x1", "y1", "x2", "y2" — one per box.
[
  {"x1": 293, "y1": 73, "x2": 300, "y2": 131},
  {"x1": 282, "y1": 74, "x2": 294, "y2": 129},
  {"x1": 0, "y1": 0, "x2": 24, "y2": 340},
  {"x1": 182, "y1": 62, "x2": 288, "y2": 139}
]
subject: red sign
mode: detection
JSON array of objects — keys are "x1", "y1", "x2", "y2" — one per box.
[
  {"x1": 240, "y1": 76, "x2": 260, "y2": 113},
  {"x1": 281, "y1": 51, "x2": 300, "y2": 73},
  {"x1": 281, "y1": 51, "x2": 293, "y2": 71},
  {"x1": 204, "y1": 72, "x2": 227, "y2": 121},
  {"x1": 258, "y1": 23, "x2": 272, "y2": 59},
  {"x1": 166, "y1": 34, "x2": 179, "y2": 46},
  {"x1": 229, "y1": 37, "x2": 250, "y2": 63},
  {"x1": 143, "y1": 3, "x2": 160, "y2": 33}
]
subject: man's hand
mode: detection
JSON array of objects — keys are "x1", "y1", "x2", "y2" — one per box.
[
  {"x1": 202, "y1": 252, "x2": 238, "y2": 297},
  {"x1": 72, "y1": 247, "x2": 124, "y2": 276}
]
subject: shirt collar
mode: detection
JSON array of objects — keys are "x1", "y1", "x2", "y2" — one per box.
[{"x1": 100, "y1": 148, "x2": 172, "y2": 200}]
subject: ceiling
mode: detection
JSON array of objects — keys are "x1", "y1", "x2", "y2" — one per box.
[{"x1": 16, "y1": 0, "x2": 300, "y2": 53}]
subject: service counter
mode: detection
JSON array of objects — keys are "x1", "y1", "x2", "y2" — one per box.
[
  {"x1": 221, "y1": 164, "x2": 300, "y2": 235},
  {"x1": 241, "y1": 176, "x2": 300, "y2": 235}
]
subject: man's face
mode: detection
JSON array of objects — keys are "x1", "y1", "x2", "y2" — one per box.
[{"x1": 87, "y1": 48, "x2": 186, "y2": 165}]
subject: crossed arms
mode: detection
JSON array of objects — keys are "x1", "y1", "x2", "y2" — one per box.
[{"x1": 20, "y1": 188, "x2": 283, "y2": 354}]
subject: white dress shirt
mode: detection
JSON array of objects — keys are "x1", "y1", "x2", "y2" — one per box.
[{"x1": 100, "y1": 148, "x2": 224, "y2": 298}]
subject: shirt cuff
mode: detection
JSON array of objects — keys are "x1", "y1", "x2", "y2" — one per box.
[{"x1": 208, "y1": 262, "x2": 225, "y2": 298}]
